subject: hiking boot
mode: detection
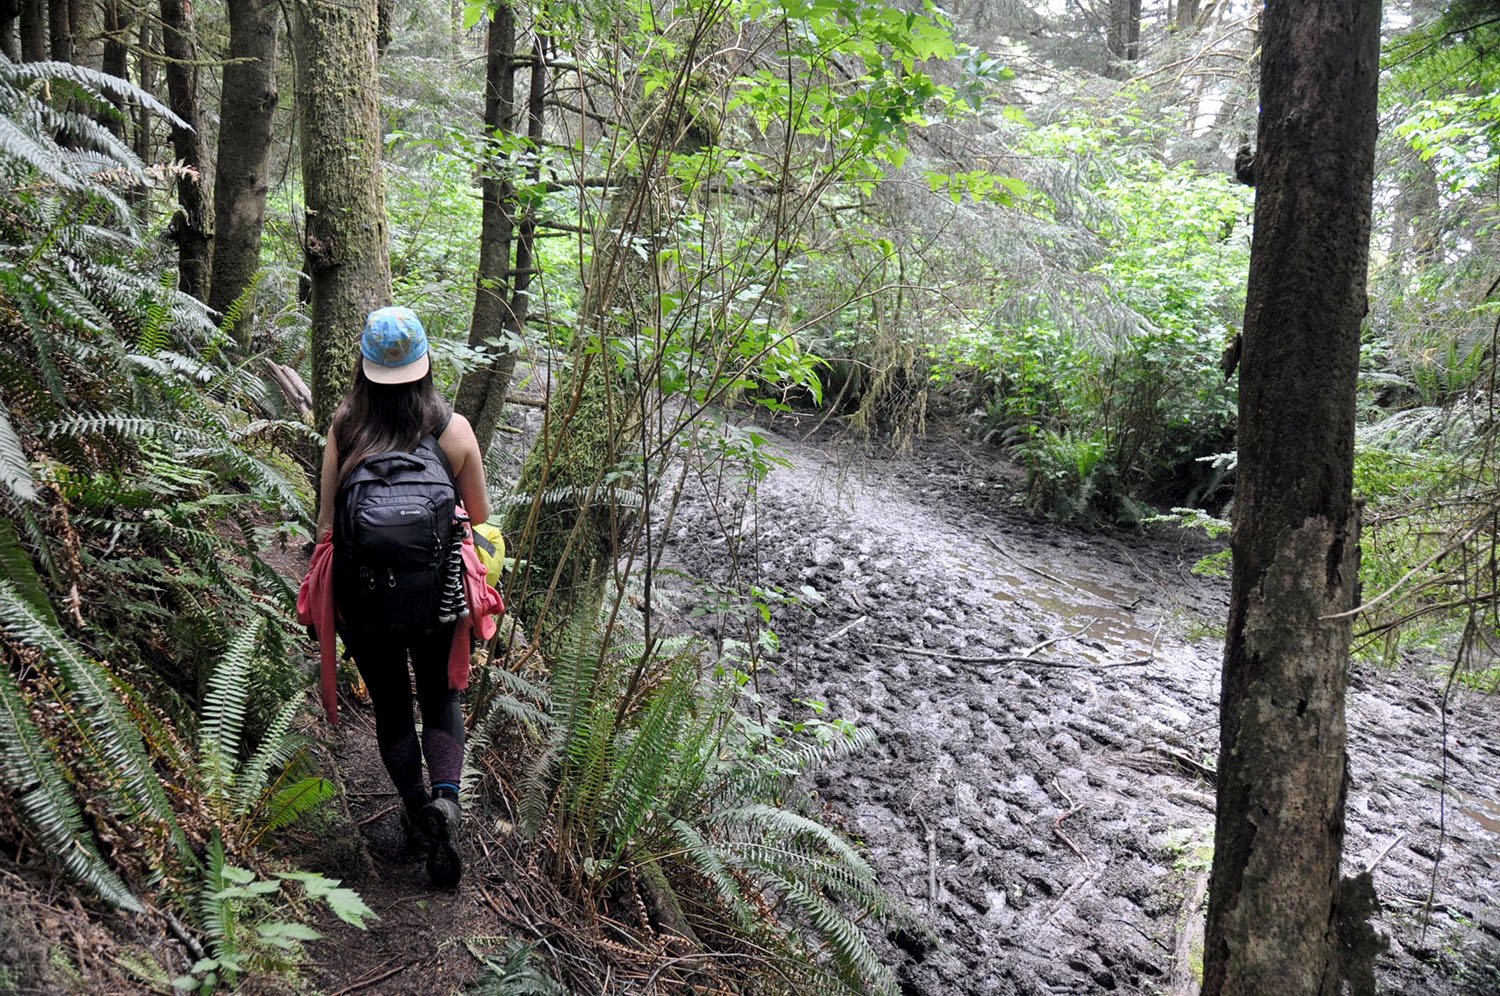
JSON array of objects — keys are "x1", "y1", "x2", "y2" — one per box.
[
  {"x1": 399, "y1": 799, "x2": 430, "y2": 857},
  {"x1": 420, "y1": 795, "x2": 462, "y2": 888}
]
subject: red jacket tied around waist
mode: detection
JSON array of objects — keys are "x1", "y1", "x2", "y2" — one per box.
[{"x1": 296, "y1": 515, "x2": 504, "y2": 724}]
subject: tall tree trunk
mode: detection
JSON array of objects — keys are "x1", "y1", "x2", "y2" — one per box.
[
  {"x1": 293, "y1": 0, "x2": 392, "y2": 429},
  {"x1": 18, "y1": 0, "x2": 43, "y2": 61},
  {"x1": 134, "y1": 19, "x2": 156, "y2": 165},
  {"x1": 46, "y1": 0, "x2": 67, "y2": 62},
  {"x1": 160, "y1": 0, "x2": 212, "y2": 300},
  {"x1": 101, "y1": 0, "x2": 131, "y2": 135},
  {"x1": 455, "y1": 2, "x2": 520, "y2": 453},
  {"x1": 1177, "y1": 0, "x2": 1200, "y2": 30},
  {"x1": 1105, "y1": 0, "x2": 1141, "y2": 78},
  {"x1": 1, "y1": 0, "x2": 18, "y2": 61},
  {"x1": 210, "y1": 0, "x2": 278, "y2": 347},
  {"x1": 1203, "y1": 2, "x2": 1384, "y2": 995},
  {"x1": 65, "y1": 0, "x2": 87, "y2": 65}
]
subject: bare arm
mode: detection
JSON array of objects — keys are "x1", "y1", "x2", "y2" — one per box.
[
  {"x1": 316, "y1": 431, "x2": 339, "y2": 543},
  {"x1": 441, "y1": 413, "x2": 491, "y2": 525}
]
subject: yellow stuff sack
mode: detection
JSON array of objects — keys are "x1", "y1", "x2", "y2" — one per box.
[{"x1": 472, "y1": 522, "x2": 506, "y2": 586}]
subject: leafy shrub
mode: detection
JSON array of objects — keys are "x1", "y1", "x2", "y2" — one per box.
[{"x1": 930, "y1": 114, "x2": 1248, "y2": 520}]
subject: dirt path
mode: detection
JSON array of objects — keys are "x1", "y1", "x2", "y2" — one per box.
[
  {"x1": 662, "y1": 419, "x2": 1500, "y2": 995},
  {"x1": 299, "y1": 703, "x2": 518, "y2": 996}
]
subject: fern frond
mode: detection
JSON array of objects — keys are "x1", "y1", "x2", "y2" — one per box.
[
  {"x1": 232, "y1": 695, "x2": 303, "y2": 814},
  {"x1": 671, "y1": 819, "x2": 755, "y2": 930},
  {"x1": 0, "y1": 656, "x2": 142, "y2": 911},
  {"x1": 763, "y1": 872, "x2": 898, "y2": 996},
  {"x1": 470, "y1": 939, "x2": 568, "y2": 996},
  {"x1": 258, "y1": 777, "x2": 336, "y2": 834},
  {"x1": 0, "y1": 401, "x2": 36, "y2": 504},
  {"x1": 199, "y1": 617, "x2": 264, "y2": 806},
  {"x1": 4, "y1": 58, "x2": 188, "y2": 130},
  {"x1": 0, "y1": 581, "x2": 181, "y2": 837},
  {"x1": 711, "y1": 803, "x2": 876, "y2": 882},
  {"x1": 0, "y1": 518, "x2": 53, "y2": 625}
]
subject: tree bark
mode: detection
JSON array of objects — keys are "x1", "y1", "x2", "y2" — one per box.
[
  {"x1": 1105, "y1": 0, "x2": 1141, "y2": 78},
  {"x1": 1203, "y1": 2, "x2": 1383, "y2": 995},
  {"x1": 455, "y1": 2, "x2": 522, "y2": 453},
  {"x1": 101, "y1": 0, "x2": 131, "y2": 136},
  {"x1": 133, "y1": 19, "x2": 155, "y2": 165},
  {"x1": 160, "y1": 0, "x2": 212, "y2": 300},
  {"x1": 46, "y1": 0, "x2": 67, "y2": 62},
  {"x1": 1, "y1": 0, "x2": 18, "y2": 61},
  {"x1": 1177, "y1": 0, "x2": 1201, "y2": 30},
  {"x1": 18, "y1": 0, "x2": 43, "y2": 61},
  {"x1": 293, "y1": 0, "x2": 393, "y2": 429},
  {"x1": 210, "y1": 0, "x2": 279, "y2": 348}
]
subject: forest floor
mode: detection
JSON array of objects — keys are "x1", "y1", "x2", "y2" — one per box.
[{"x1": 300, "y1": 411, "x2": 1500, "y2": 996}]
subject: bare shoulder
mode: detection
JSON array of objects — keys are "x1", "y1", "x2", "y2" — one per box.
[
  {"x1": 441, "y1": 411, "x2": 477, "y2": 446},
  {"x1": 438, "y1": 411, "x2": 479, "y2": 463}
]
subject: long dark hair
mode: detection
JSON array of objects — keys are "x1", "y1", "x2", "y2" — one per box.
[{"x1": 332, "y1": 360, "x2": 449, "y2": 482}]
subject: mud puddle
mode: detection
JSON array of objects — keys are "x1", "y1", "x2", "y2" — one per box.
[{"x1": 662, "y1": 419, "x2": 1500, "y2": 996}]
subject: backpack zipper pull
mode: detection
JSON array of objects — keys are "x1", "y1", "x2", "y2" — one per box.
[{"x1": 387, "y1": 568, "x2": 397, "y2": 588}]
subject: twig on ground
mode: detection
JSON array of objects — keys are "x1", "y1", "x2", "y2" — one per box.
[
  {"x1": 1157, "y1": 746, "x2": 1218, "y2": 782},
  {"x1": 1169, "y1": 871, "x2": 1211, "y2": 996},
  {"x1": 1040, "y1": 866, "x2": 1103, "y2": 928},
  {"x1": 329, "y1": 960, "x2": 411, "y2": 996},
  {"x1": 160, "y1": 908, "x2": 205, "y2": 962},
  {"x1": 1053, "y1": 779, "x2": 1089, "y2": 865},
  {"x1": 1022, "y1": 616, "x2": 1099, "y2": 657},
  {"x1": 985, "y1": 535, "x2": 1090, "y2": 596},
  {"x1": 1365, "y1": 832, "x2": 1406, "y2": 873},
  {"x1": 820, "y1": 614, "x2": 868, "y2": 645},
  {"x1": 357, "y1": 802, "x2": 398, "y2": 826},
  {"x1": 915, "y1": 812, "x2": 938, "y2": 911}
]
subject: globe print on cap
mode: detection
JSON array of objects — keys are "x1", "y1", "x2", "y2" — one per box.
[{"x1": 361, "y1": 306, "x2": 431, "y2": 384}]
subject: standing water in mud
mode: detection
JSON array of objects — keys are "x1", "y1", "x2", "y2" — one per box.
[{"x1": 663, "y1": 420, "x2": 1500, "y2": 996}]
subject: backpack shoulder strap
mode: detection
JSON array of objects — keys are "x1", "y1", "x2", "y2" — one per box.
[{"x1": 421, "y1": 409, "x2": 457, "y2": 483}]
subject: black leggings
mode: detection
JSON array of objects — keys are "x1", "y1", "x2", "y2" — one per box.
[{"x1": 342, "y1": 623, "x2": 464, "y2": 808}]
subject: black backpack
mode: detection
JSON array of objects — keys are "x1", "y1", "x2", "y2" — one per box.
[{"x1": 332, "y1": 427, "x2": 457, "y2": 637}]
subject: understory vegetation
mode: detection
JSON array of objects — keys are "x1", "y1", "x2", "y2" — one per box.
[{"x1": 2, "y1": 0, "x2": 1499, "y2": 993}]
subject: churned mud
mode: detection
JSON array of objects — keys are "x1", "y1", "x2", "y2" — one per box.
[{"x1": 662, "y1": 418, "x2": 1500, "y2": 996}]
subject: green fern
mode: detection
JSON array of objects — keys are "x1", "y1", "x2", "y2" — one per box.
[
  {"x1": 0, "y1": 580, "x2": 183, "y2": 844},
  {"x1": 199, "y1": 618, "x2": 263, "y2": 808},
  {"x1": 0, "y1": 646, "x2": 142, "y2": 911},
  {"x1": 469, "y1": 939, "x2": 568, "y2": 996},
  {"x1": 0, "y1": 518, "x2": 54, "y2": 625},
  {"x1": 0, "y1": 401, "x2": 35, "y2": 503}
]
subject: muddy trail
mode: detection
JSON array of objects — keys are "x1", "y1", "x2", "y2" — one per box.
[{"x1": 661, "y1": 419, "x2": 1500, "y2": 996}]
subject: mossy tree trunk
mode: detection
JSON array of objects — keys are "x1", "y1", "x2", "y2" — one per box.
[
  {"x1": 210, "y1": 0, "x2": 278, "y2": 347},
  {"x1": 1202, "y1": 2, "x2": 1383, "y2": 994},
  {"x1": 160, "y1": 0, "x2": 212, "y2": 300},
  {"x1": 293, "y1": 0, "x2": 392, "y2": 430}
]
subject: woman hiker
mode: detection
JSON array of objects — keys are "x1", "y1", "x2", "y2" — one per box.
[{"x1": 301, "y1": 305, "x2": 499, "y2": 889}]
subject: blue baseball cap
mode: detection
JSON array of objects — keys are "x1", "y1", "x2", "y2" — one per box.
[{"x1": 361, "y1": 306, "x2": 430, "y2": 384}]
